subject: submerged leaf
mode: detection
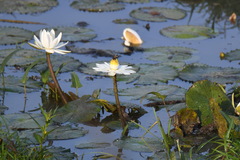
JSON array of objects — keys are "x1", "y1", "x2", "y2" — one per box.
[
  {"x1": 160, "y1": 25, "x2": 218, "y2": 39},
  {"x1": 130, "y1": 7, "x2": 186, "y2": 22}
]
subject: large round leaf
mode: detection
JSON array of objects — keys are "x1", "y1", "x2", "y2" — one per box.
[
  {"x1": 53, "y1": 95, "x2": 101, "y2": 123},
  {"x1": 70, "y1": 0, "x2": 125, "y2": 12},
  {"x1": 0, "y1": 27, "x2": 33, "y2": 45},
  {"x1": 0, "y1": 75, "x2": 41, "y2": 93},
  {"x1": 103, "y1": 84, "x2": 186, "y2": 102},
  {"x1": 130, "y1": 7, "x2": 186, "y2": 22},
  {"x1": 36, "y1": 27, "x2": 97, "y2": 42},
  {"x1": 144, "y1": 46, "x2": 197, "y2": 62},
  {"x1": 179, "y1": 63, "x2": 240, "y2": 84},
  {"x1": 221, "y1": 49, "x2": 240, "y2": 61},
  {"x1": 0, "y1": 49, "x2": 83, "y2": 73},
  {"x1": 113, "y1": 137, "x2": 164, "y2": 152},
  {"x1": 160, "y1": 25, "x2": 218, "y2": 39},
  {"x1": 186, "y1": 80, "x2": 234, "y2": 126},
  {"x1": 0, "y1": 0, "x2": 58, "y2": 14}
]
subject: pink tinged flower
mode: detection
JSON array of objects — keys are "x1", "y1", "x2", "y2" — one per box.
[
  {"x1": 93, "y1": 62, "x2": 136, "y2": 76},
  {"x1": 122, "y1": 28, "x2": 143, "y2": 46},
  {"x1": 28, "y1": 29, "x2": 71, "y2": 54}
]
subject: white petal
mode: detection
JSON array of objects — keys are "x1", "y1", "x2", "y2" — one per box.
[
  {"x1": 54, "y1": 49, "x2": 71, "y2": 54},
  {"x1": 28, "y1": 42, "x2": 43, "y2": 50},
  {"x1": 52, "y1": 32, "x2": 62, "y2": 48},
  {"x1": 123, "y1": 28, "x2": 143, "y2": 45},
  {"x1": 55, "y1": 41, "x2": 69, "y2": 49},
  {"x1": 33, "y1": 35, "x2": 42, "y2": 48}
]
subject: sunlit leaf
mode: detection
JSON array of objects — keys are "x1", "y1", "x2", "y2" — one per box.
[
  {"x1": 130, "y1": 7, "x2": 186, "y2": 22},
  {"x1": 160, "y1": 25, "x2": 218, "y2": 39}
]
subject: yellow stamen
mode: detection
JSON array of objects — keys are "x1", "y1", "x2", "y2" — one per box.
[{"x1": 110, "y1": 58, "x2": 119, "y2": 70}]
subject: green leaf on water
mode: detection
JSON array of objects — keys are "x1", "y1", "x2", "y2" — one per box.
[
  {"x1": 179, "y1": 63, "x2": 240, "y2": 84},
  {"x1": 221, "y1": 49, "x2": 240, "y2": 61},
  {"x1": 70, "y1": 0, "x2": 125, "y2": 12},
  {"x1": 0, "y1": 0, "x2": 58, "y2": 14},
  {"x1": 0, "y1": 49, "x2": 21, "y2": 73},
  {"x1": 160, "y1": 25, "x2": 218, "y2": 40},
  {"x1": 75, "y1": 142, "x2": 111, "y2": 149},
  {"x1": 113, "y1": 137, "x2": 164, "y2": 152},
  {"x1": 71, "y1": 72, "x2": 82, "y2": 89},
  {"x1": 0, "y1": 27, "x2": 33, "y2": 45},
  {"x1": 186, "y1": 80, "x2": 234, "y2": 126},
  {"x1": 130, "y1": 7, "x2": 186, "y2": 22},
  {"x1": 35, "y1": 27, "x2": 97, "y2": 42}
]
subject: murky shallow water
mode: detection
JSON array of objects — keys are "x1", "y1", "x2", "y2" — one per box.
[{"x1": 1, "y1": 0, "x2": 240, "y2": 159}]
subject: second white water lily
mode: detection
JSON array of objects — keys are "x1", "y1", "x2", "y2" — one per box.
[
  {"x1": 93, "y1": 58, "x2": 136, "y2": 76},
  {"x1": 28, "y1": 29, "x2": 70, "y2": 54}
]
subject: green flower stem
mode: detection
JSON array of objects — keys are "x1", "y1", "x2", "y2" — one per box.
[
  {"x1": 113, "y1": 75, "x2": 127, "y2": 129},
  {"x1": 46, "y1": 52, "x2": 67, "y2": 105}
]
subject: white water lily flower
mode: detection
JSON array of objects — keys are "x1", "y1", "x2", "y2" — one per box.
[
  {"x1": 93, "y1": 58, "x2": 136, "y2": 76},
  {"x1": 28, "y1": 29, "x2": 70, "y2": 54},
  {"x1": 122, "y1": 28, "x2": 143, "y2": 46}
]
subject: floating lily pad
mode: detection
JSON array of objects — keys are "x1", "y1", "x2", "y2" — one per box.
[
  {"x1": 70, "y1": 0, "x2": 125, "y2": 12},
  {"x1": 144, "y1": 46, "x2": 198, "y2": 62},
  {"x1": 0, "y1": 49, "x2": 83, "y2": 73},
  {"x1": 0, "y1": 27, "x2": 33, "y2": 45},
  {"x1": 75, "y1": 142, "x2": 111, "y2": 149},
  {"x1": 112, "y1": 18, "x2": 138, "y2": 24},
  {"x1": 103, "y1": 85, "x2": 186, "y2": 102},
  {"x1": 221, "y1": 49, "x2": 240, "y2": 61},
  {"x1": 111, "y1": 0, "x2": 150, "y2": 3},
  {"x1": 160, "y1": 25, "x2": 218, "y2": 39},
  {"x1": 126, "y1": 63, "x2": 178, "y2": 85},
  {"x1": 0, "y1": 75, "x2": 41, "y2": 93},
  {"x1": 0, "y1": 105, "x2": 8, "y2": 114},
  {"x1": 179, "y1": 63, "x2": 240, "y2": 84},
  {"x1": 48, "y1": 146, "x2": 77, "y2": 160},
  {"x1": 186, "y1": 80, "x2": 234, "y2": 126},
  {"x1": 66, "y1": 46, "x2": 119, "y2": 57},
  {"x1": 53, "y1": 95, "x2": 101, "y2": 123},
  {"x1": 0, "y1": 0, "x2": 58, "y2": 14},
  {"x1": 36, "y1": 27, "x2": 97, "y2": 42},
  {"x1": 130, "y1": 7, "x2": 186, "y2": 22},
  {"x1": 113, "y1": 137, "x2": 164, "y2": 152}
]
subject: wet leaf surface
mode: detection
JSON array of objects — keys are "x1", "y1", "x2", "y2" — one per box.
[
  {"x1": 75, "y1": 142, "x2": 111, "y2": 149},
  {"x1": 0, "y1": 27, "x2": 33, "y2": 45},
  {"x1": 0, "y1": 49, "x2": 83, "y2": 73},
  {"x1": 179, "y1": 63, "x2": 240, "y2": 84},
  {"x1": 0, "y1": 75, "x2": 41, "y2": 93},
  {"x1": 160, "y1": 25, "x2": 218, "y2": 39},
  {"x1": 70, "y1": 0, "x2": 125, "y2": 12},
  {"x1": 130, "y1": 7, "x2": 186, "y2": 22},
  {"x1": 35, "y1": 27, "x2": 97, "y2": 42},
  {"x1": 0, "y1": 0, "x2": 58, "y2": 14},
  {"x1": 113, "y1": 137, "x2": 164, "y2": 152},
  {"x1": 112, "y1": 18, "x2": 138, "y2": 24},
  {"x1": 221, "y1": 49, "x2": 240, "y2": 61}
]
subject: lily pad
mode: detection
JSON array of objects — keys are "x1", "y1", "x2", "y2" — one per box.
[
  {"x1": 0, "y1": 49, "x2": 83, "y2": 73},
  {"x1": 221, "y1": 49, "x2": 240, "y2": 61},
  {"x1": 130, "y1": 7, "x2": 186, "y2": 22},
  {"x1": 0, "y1": 27, "x2": 33, "y2": 45},
  {"x1": 75, "y1": 142, "x2": 111, "y2": 149},
  {"x1": 103, "y1": 85, "x2": 186, "y2": 102},
  {"x1": 66, "y1": 46, "x2": 119, "y2": 57},
  {"x1": 113, "y1": 137, "x2": 164, "y2": 152},
  {"x1": 36, "y1": 27, "x2": 97, "y2": 42},
  {"x1": 53, "y1": 95, "x2": 101, "y2": 123},
  {"x1": 112, "y1": 18, "x2": 138, "y2": 24},
  {"x1": 0, "y1": 0, "x2": 58, "y2": 14},
  {"x1": 111, "y1": 0, "x2": 150, "y2": 3},
  {"x1": 70, "y1": 0, "x2": 125, "y2": 12},
  {"x1": 0, "y1": 75, "x2": 41, "y2": 93},
  {"x1": 0, "y1": 113, "x2": 44, "y2": 129},
  {"x1": 144, "y1": 46, "x2": 197, "y2": 62},
  {"x1": 125, "y1": 63, "x2": 178, "y2": 85},
  {"x1": 186, "y1": 80, "x2": 234, "y2": 126},
  {"x1": 179, "y1": 63, "x2": 240, "y2": 84},
  {"x1": 48, "y1": 146, "x2": 77, "y2": 160},
  {"x1": 160, "y1": 25, "x2": 218, "y2": 39}
]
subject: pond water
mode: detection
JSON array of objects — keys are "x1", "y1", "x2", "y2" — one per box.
[{"x1": 1, "y1": 0, "x2": 240, "y2": 159}]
